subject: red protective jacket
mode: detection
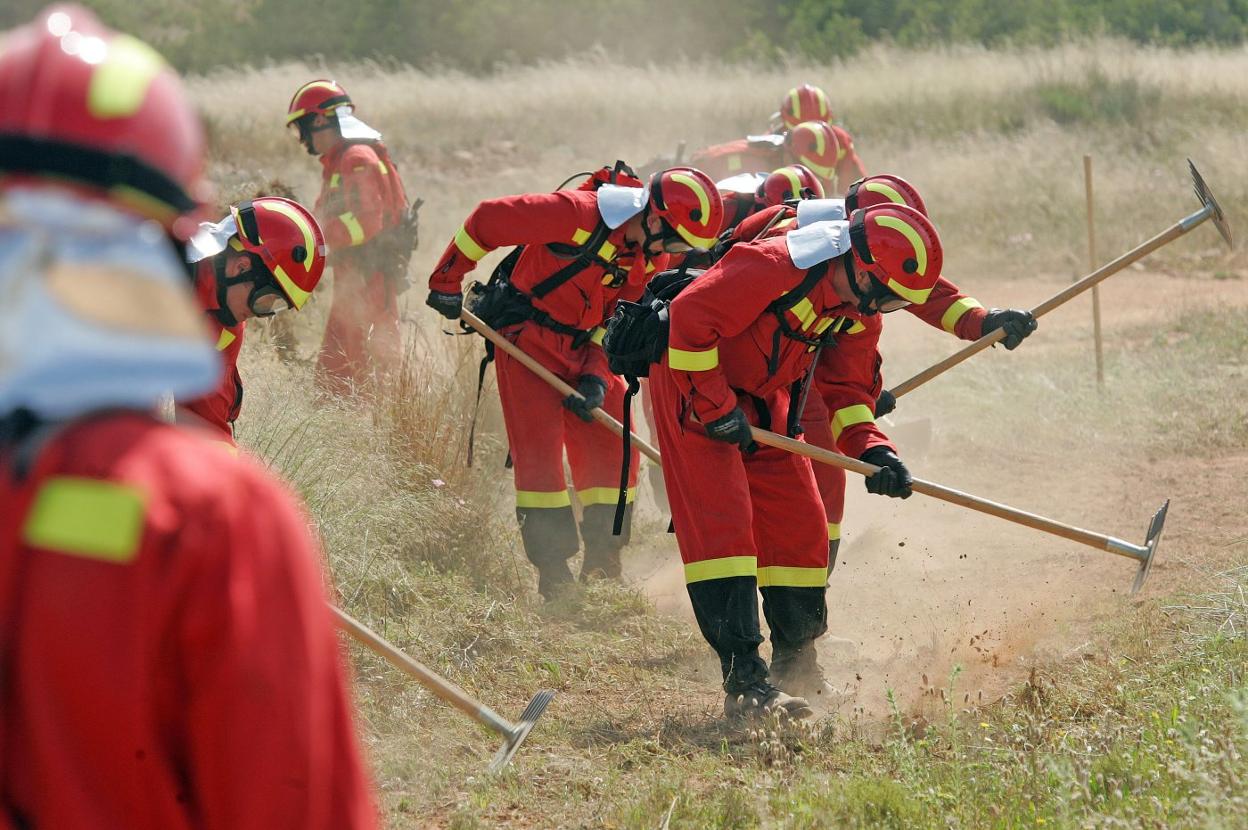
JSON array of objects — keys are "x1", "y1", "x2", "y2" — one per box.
[
  {"x1": 0, "y1": 413, "x2": 376, "y2": 830},
  {"x1": 317, "y1": 141, "x2": 409, "y2": 254},
  {"x1": 178, "y1": 259, "x2": 243, "y2": 440},
  {"x1": 430, "y1": 187, "x2": 664, "y2": 337},
  {"x1": 688, "y1": 137, "x2": 785, "y2": 184},
  {"x1": 666, "y1": 236, "x2": 869, "y2": 424}
]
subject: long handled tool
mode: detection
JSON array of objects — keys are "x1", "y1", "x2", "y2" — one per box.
[
  {"x1": 459, "y1": 308, "x2": 663, "y2": 464},
  {"x1": 890, "y1": 160, "x2": 1232, "y2": 399},
  {"x1": 748, "y1": 427, "x2": 1168, "y2": 594},
  {"x1": 332, "y1": 607, "x2": 554, "y2": 772}
]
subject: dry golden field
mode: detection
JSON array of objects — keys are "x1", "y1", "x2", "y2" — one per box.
[{"x1": 202, "y1": 43, "x2": 1248, "y2": 827}]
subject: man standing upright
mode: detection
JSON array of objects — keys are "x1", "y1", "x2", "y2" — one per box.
[{"x1": 287, "y1": 80, "x2": 411, "y2": 396}]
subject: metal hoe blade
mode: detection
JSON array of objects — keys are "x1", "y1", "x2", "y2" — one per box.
[
  {"x1": 488, "y1": 689, "x2": 555, "y2": 773},
  {"x1": 1130, "y1": 500, "x2": 1170, "y2": 595},
  {"x1": 1189, "y1": 160, "x2": 1233, "y2": 248}
]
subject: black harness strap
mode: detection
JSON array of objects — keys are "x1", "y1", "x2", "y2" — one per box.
[
  {"x1": 530, "y1": 222, "x2": 619, "y2": 299},
  {"x1": 611, "y1": 377, "x2": 641, "y2": 536},
  {"x1": 766, "y1": 261, "x2": 832, "y2": 376}
]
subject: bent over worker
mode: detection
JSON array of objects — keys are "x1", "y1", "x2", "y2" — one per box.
[
  {"x1": 690, "y1": 120, "x2": 843, "y2": 193},
  {"x1": 794, "y1": 175, "x2": 1037, "y2": 566},
  {"x1": 649, "y1": 203, "x2": 943, "y2": 717},
  {"x1": 774, "y1": 83, "x2": 867, "y2": 186},
  {"x1": 0, "y1": 8, "x2": 376, "y2": 828},
  {"x1": 426, "y1": 167, "x2": 724, "y2": 598},
  {"x1": 287, "y1": 79, "x2": 410, "y2": 396},
  {"x1": 178, "y1": 197, "x2": 327, "y2": 445}
]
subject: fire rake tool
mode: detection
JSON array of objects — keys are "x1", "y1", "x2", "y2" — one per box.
[
  {"x1": 332, "y1": 607, "x2": 554, "y2": 772},
  {"x1": 748, "y1": 427, "x2": 1168, "y2": 594},
  {"x1": 459, "y1": 308, "x2": 663, "y2": 464},
  {"x1": 890, "y1": 160, "x2": 1232, "y2": 399}
]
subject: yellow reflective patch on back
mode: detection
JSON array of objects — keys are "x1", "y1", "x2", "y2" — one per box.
[
  {"x1": 571, "y1": 228, "x2": 592, "y2": 245},
  {"x1": 86, "y1": 35, "x2": 166, "y2": 119},
  {"x1": 215, "y1": 329, "x2": 237, "y2": 351},
  {"x1": 597, "y1": 241, "x2": 617, "y2": 261},
  {"x1": 789, "y1": 297, "x2": 818, "y2": 331},
  {"x1": 23, "y1": 477, "x2": 145, "y2": 563}
]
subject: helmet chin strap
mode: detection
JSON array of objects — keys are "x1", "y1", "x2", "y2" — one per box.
[{"x1": 210, "y1": 252, "x2": 250, "y2": 329}]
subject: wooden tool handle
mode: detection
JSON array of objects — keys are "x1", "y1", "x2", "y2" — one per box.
[
  {"x1": 748, "y1": 427, "x2": 1131, "y2": 556},
  {"x1": 332, "y1": 606, "x2": 513, "y2": 734},
  {"x1": 460, "y1": 310, "x2": 663, "y2": 465},
  {"x1": 890, "y1": 213, "x2": 1201, "y2": 400}
]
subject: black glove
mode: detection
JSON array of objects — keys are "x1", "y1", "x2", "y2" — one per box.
[
  {"x1": 874, "y1": 388, "x2": 897, "y2": 418},
  {"x1": 981, "y1": 308, "x2": 1037, "y2": 350},
  {"x1": 704, "y1": 407, "x2": 757, "y2": 453},
  {"x1": 563, "y1": 375, "x2": 607, "y2": 422},
  {"x1": 859, "y1": 446, "x2": 913, "y2": 499},
  {"x1": 425, "y1": 290, "x2": 463, "y2": 320}
]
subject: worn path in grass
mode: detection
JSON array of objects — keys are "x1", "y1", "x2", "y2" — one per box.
[{"x1": 621, "y1": 263, "x2": 1247, "y2": 720}]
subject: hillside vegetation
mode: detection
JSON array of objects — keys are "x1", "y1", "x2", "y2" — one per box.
[{"x1": 207, "y1": 42, "x2": 1247, "y2": 827}]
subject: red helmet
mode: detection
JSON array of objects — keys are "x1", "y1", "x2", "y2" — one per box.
[
  {"x1": 780, "y1": 84, "x2": 833, "y2": 130},
  {"x1": 648, "y1": 167, "x2": 725, "y2": 252},
  {"x1": 0, "y1": 4, "x2": 207, "y2": 240},
  {"x1": 231, "y1": 197, "x2": 326, "y2": 311},
  {"x1": 849, "y1": 203, "x2": 943, "y2": 308},
  {"x1": 760, "y1": 164, "x2": 826, "y2": 207},
  {"x1": 286, "y1": 79, "x2": 352, "y2": 125},
  {"x1": 845, "y1": 174, "x2": 928, "y2": 217},
  {"x1": 785, "y1": 121, "x2": 840, "y2": 182}
]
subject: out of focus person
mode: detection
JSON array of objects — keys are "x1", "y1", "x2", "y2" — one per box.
[{"x1": 0, "y1": 7, "x2": 378, "y2": 828}]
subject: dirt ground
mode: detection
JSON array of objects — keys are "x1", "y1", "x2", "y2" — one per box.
[{"x1": 621, "y1": 264, "x2": 1248, "y2": 719}]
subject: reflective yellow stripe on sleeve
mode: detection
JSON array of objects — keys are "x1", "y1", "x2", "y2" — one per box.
[
  {"x1": 215, "y1": 329, "x2": 236, "y2": 351},
  {"x1": 757, "y1": 565, "x2": 828, "y2": 588},
  {"x1": 454, "y1": 225, "x2": 489, "y2": 261},
  {"x1": 515, "y1": 490, "x2": 572, "y2": 509},
  {"x1": 22, "y1": 477, "x2": 145, "y2": 563},
  {"x1": 577, "y1": 487, "x2": 635, "y2": 506},
  {"x1": 827, "y1": 522, "x2": 841, "y2": 541},
  {"x1": 940, "y1": 297, "x2": 984, "y2": 333},
  {"x1": 339, "y1": 212, "x2": 366, "y2": 246},
  {"x1": 831, "y1": 404, "x2": 875, "y2": 441},
  {"x1": 668, "y1": 346, "x2": 718, "y2": 371},
  {"x1": 684, "y1": 556, "x2": 756, "y2": 584},
  {"x1": 590, "y1": 327, "x2": 607, "y2": 346}
]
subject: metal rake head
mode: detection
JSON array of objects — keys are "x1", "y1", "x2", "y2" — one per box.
[
  {"x1": 488, "y1": 689, "x2": 555, "y2": 773},
  {"x1": 1189, "y1": 160, "x2": 1233, "y2": 249},
  {"x1": 1131, "y1": 499, "x2": 1170, "y2": 595}
]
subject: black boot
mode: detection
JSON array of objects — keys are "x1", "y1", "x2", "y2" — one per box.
[
  {"x1": 760, "y1": 585, "x2": 838, "y2": 704},
  {"x1": 578, "y1": 502, "x2": 628, "y2": 581},
  {"x1": 518, "y1": 504, "x2": 579, "y2": 600}
]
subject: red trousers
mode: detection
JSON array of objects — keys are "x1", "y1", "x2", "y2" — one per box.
[
  {"x1": 494, "y1": 322, "x2": 639, "y2": 576},
  {"x1": 798, "y1": 391, "x2": 846, "y2": 553},
  {"x1": 649, "y1": 365, "x2": 828, "y2": 690},
  {"x1": 316, "y1": 265, "x2": 400, "y2": 397}
]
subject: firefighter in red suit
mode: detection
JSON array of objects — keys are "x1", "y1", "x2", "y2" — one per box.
[
  {"x1": 178, "y1": 197, "x2": 327, "y2": 445},
  {"x1": 287, "y1": 80, "x2": 410, "y2": 396},
  {"x1": 426, "y1": 168, "x2": 724, "y2": 597},
  {"x1": 690, "y1": 120, "x2": 843, "y2": 193},
  {"x1": 0, "y1": 8, "x2": 377, "y2": 828},
  {"x1": 651, "y1": 203, "x2": 943, "y2": 717},
  {"x1": 792, "y1": 175, "x2": 1037, "y2": 566},
  {"x1": 774, "y1": 83, "x2": 868, "y2": 186}
]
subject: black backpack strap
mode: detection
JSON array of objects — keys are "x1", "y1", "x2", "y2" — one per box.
[
  {"x1": 465, "y1": 342, "x2": 494, "y2": 468},
  {"x1": 612, "y1": 376, "x2": 641, "y2": 536},
  {"x1": 531, "y1": 221, "x2": 615, "y2": 299},
  {"x1": 765, "y1": 261, "x2": 833, "y2": 376}
]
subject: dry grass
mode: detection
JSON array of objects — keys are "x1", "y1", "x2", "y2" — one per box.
[{"x1": 204, "y1": 41, "x2": 1248, "y2": 827}]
